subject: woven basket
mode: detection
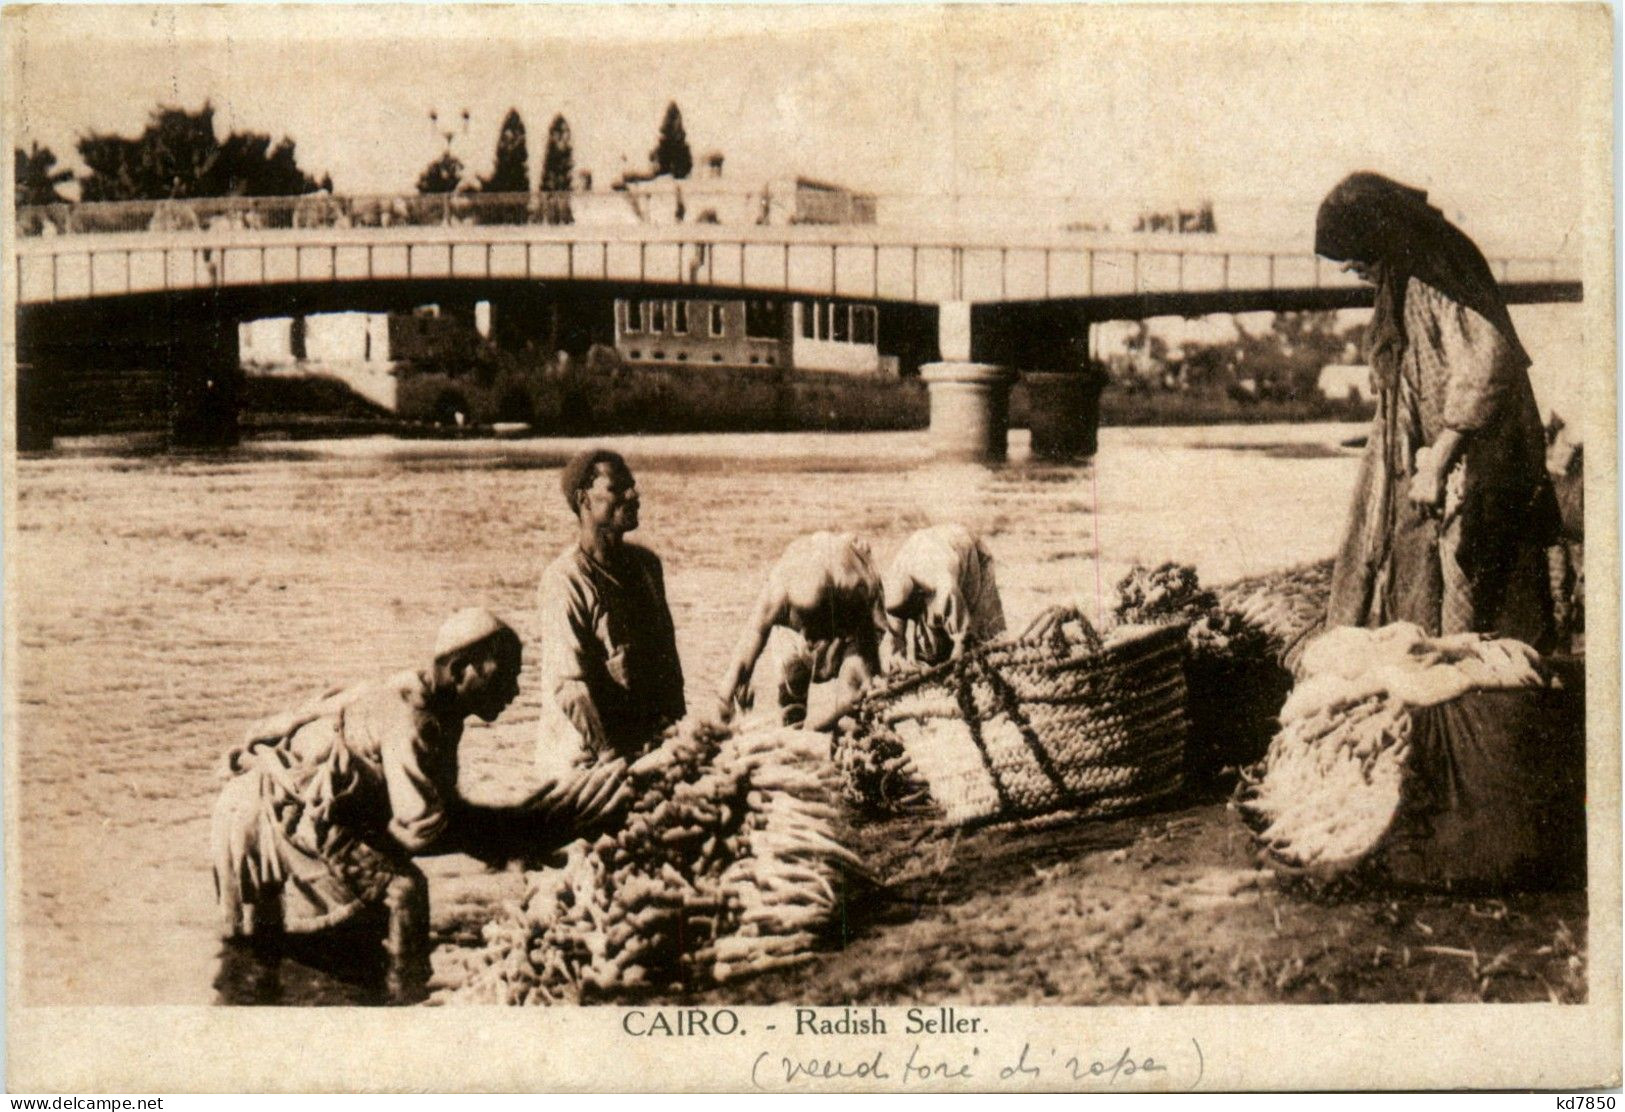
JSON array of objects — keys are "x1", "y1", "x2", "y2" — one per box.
[{"x1": 856, "y1": 607, "x2": 1189, "y2": 827}]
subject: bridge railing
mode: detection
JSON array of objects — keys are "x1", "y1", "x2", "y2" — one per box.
[
  {"x1": 16, "y1": 192, "x2": 587, "y2": 237},
  {"x1": 7, "y1": 190, "x2": 1303, "y2": 239},
  {"x1": 14, "y1": 191, "x2": 1581, "y2": 307},
  {"x1": 16, "y1": 188, "x2": 909, "y2": 237}
]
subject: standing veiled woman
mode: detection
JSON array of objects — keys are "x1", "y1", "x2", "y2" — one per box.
[{"x1": 1315, "y1": 172, "x2": 1558, "y2": 646}]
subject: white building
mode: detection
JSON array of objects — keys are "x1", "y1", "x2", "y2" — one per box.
[
  {"x1": 605, "y1": 159, "x2": 890, "y2": 375},
  {"x1": 239, "y1": 313, "x2": 394, "y2": 365},
  {"x1": 1318, "y1": 363, "x2": 1373, "y2": 403},
  {"x1": 611, "y1": 295, "x2": 895, "y2": 376},
  {"x1": 237, "y1": 312, "x2": 402, "y2": 411}
]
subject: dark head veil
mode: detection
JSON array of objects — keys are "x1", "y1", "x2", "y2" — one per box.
[{"x1": 1315, "y1": 172, "x2": 1530, "y2": 385}]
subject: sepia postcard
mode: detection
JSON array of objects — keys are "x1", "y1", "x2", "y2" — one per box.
[{"x1": 3, "y1": 2, "x2": 1618, "y2": 1094}]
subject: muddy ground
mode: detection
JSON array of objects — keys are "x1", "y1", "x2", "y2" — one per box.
[{"x1": 430, "y1": 793, "x2": 1587, "y2": 1007}]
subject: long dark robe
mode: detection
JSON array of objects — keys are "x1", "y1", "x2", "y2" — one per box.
[{"x1": 1316, "y1": 174, "x2": 1557, "y2": 645}]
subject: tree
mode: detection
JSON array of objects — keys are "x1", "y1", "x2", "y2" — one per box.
[
  {"x1": 14, "y1": 142, "x2": 73, "y2": 205},
  {"x1": 215, "y1": 132, "x2": 325, "y2": 196},
  {"x1": 76, "y1": 102, "x2": 324, "y2": 201},
  {"x1": 416, "y1": 152, "x2": 465, "y2": 195},
  {"x1": 541, "y1": 114, "x2": 574, "y2": 193},
  {"x1": 539, "y1": 114, "x2": 575, "y2": 224},
  {"x1": 479, "y1": 108, "x2": 529, "y2": 194},
  {"x1": 649, "y1": 101, "x2": 692, "y2": 180}
]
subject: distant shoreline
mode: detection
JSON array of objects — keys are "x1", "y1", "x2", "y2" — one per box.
[{"x1": 31, "y1": 357, "x2": 1375, "y2": 444}]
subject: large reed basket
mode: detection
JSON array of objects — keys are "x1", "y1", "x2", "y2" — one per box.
[{"x1": 856, "y1": 607, "x2": 1190, "y2": 827}]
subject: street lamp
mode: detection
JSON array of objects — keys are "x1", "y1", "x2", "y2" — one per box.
[{"x1": 428, "y1": 107, "x2": 471, "y2": 151}]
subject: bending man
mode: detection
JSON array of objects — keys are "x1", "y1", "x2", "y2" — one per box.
[
  {"x1": 715, "y1": 531, "x2": 883, "y2": 730},
  {"x1": 211, "y1": 608, "x2": 630, "y2": 1003},
  {"x1": 881, "y1": 523, "x2": 1007, "y2": 669}
]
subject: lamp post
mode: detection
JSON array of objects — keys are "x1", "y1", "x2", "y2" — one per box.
[{"x1": 425, "y1": 107, "x2": 474, "y2": 220}]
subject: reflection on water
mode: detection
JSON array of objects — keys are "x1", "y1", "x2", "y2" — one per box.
[
  {"x1": 13, "y1": 424, "x2": 1365, "y2": 1005},
  {"x1": 1195, "y1": 441, "x2": 1359, "y2": 460}
]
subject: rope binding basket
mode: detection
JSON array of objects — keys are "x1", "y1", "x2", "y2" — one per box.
[{"x1": 853, "y1": 606, "x2": 1190, "y2": 828}]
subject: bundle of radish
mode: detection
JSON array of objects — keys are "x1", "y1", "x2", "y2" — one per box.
[
  {"x1": 445, "y1": 716, "x2": 869, "y2": 1004},
  {"x1": 1114, "y1": 562, "x2": 1218, "y2": 626},
  {"x1": 1237, "y1": 623, "x2": 1551, "y2": 883},
  {"x1": 831, "y1": 720, "x2": 930, "y2": 816},
  {"x1": 1212, "y1": 559, "x2": 1335, "y2": 674}
]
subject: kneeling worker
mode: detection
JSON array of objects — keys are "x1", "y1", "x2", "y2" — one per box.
[
  {"x1": 211, "y1": 608, "x2": 630, "y2": 1003},
  {"x1": 715, "y1": 531, "x2": 883, "y2": 730}
]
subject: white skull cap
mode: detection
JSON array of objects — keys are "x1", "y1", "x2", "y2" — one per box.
[{"x1": 433, "y1": 607, "x2": 512, "y2": 659}]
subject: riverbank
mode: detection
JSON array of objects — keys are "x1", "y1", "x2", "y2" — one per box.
[
  {"x1": 14, "y1": 421, "x2": 1584, "y2": 1008},
  {"x1": 36, "y1": 353, "x2": 1371, "y2": 445},
  {"x1": 260, "y1": 354, "x2": 1371, "y2": 436}
]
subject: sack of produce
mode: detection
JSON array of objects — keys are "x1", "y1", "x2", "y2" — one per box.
[
  {"x1": 851, "y1": 606, "x2": 1187, "y2": 829},
  {"x1": 1114, "y1": 563, "x2": 1290, "y2": 780},
  {"x1": 1237, "y1": 623, "x2": 1585, "y2": 890},
  {"x1": 445, "y1": 716, "x2": 869, "y2": 1004}
]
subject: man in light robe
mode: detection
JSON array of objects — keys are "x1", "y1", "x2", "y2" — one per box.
[
  {"x1": 536, "y1": 450, "x2": 685, "y2": 775},
  {"x1": 881, "y1": 523, "x2": 1007, "y2": 670}
]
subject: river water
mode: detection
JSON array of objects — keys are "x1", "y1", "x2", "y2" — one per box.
[{"x1": 12, "y1": 423, "x2": 1369, "y2": 1004}]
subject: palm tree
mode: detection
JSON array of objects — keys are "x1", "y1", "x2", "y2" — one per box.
[{"x1": 14, "y1": 142, "x2": 73, "y2": 206}]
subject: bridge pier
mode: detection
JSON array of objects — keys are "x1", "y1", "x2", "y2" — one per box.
[
  {"x1": 919, "y1": 303, "x2": 1018, "y2": 463},
  {"x1": 921, "y1": 303, "x2": 1104, "y2": 463},
  {"x1": 1021, "y1": 316, "x2": 1105, "y2": 462},
  {"x1": 14, "y1": 363, "x2": 58, "y2": 451},
  {"x1": 920, "y1": 362, "x2": 1020, "y2": 462},
  {"x1": 1023, "y1": 369, "x2": 1106, "y2": 461},
  {"x1": 168, "y1": 318, "x2": 243, "y2": 449}
]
